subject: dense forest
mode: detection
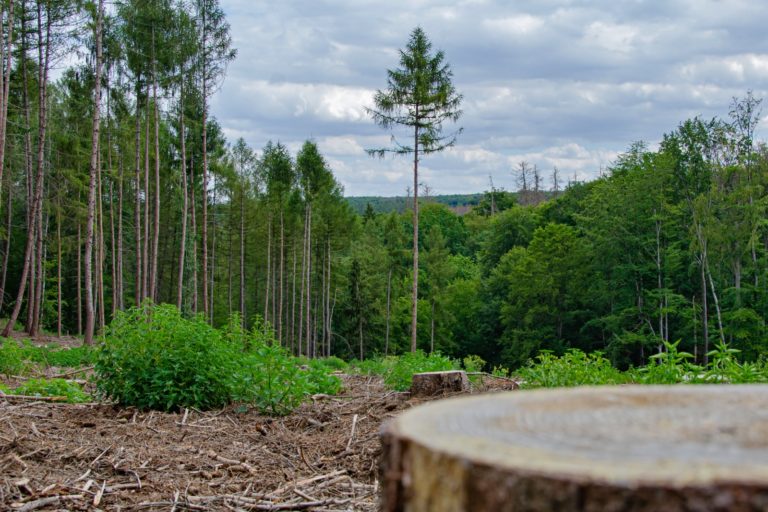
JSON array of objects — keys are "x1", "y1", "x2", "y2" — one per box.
[{"x1": 0, "y1": 1, "x2": 765, "y2": 371}]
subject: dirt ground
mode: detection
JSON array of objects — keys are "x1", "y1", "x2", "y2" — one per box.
[{"x1": 1, "y1": 371, "x2": 516, "y2": 511}]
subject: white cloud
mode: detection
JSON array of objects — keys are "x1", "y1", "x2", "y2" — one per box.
[{"x1": 212, "y1": 0, "x2": 768, "y2": 196}]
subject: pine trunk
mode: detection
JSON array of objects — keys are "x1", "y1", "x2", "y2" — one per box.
[
  {"x1": 133, "y1": 83, "x2": 142, "y2": 307},
  {"x1": 83, "y1": 0, "x2": 104, "y2": 345},
  {"x1": 177, "y1": 80, "x2": 188, "y2": 310},
  {"x1": 151, "y1": 65, "x2": 161, "y2": 302},
  {"x1": 411, "y1": 119, "x2": 420, "y2": 352}
]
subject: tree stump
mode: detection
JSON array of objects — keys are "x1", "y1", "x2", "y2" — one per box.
[
  {"x1": 381, "y1": 385, "x2": 768, "y2": 512},
  {"x1": 410, "y1": 371, "x2": 469, "y2": 397}
]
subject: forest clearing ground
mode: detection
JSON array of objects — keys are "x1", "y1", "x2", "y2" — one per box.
[{"x1": 1, "y1": 365, "x2": 517, "y2": 511}]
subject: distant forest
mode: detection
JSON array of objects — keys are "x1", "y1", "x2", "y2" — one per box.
[{"x1": 346, "y1": 194, "x2": 483, "y2": 215}]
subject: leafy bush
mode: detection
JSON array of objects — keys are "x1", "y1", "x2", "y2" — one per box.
[
  {"x1": 95, "y1": 304, "x2": 341, "y2": 414},
  {"x1": 518, "y1": 349, "x2": 629, "y2": 388},
  {"x1": 0, "y1": 339, "x2": 28, "y2": 376},
  {"x1": 462, "y1": 354, "x2": 486, "y2": 372},
  {"x1": 95, "y1": 303, "x2": 241, "y2": 411},
  {"x1": 12, "y1": 378, "x2": 90, "y2": 403}
]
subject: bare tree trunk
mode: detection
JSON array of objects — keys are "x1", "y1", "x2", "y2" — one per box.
[
  {"x1": 430, "y1": 301, "x2": 435, "y2": 353},
  {"x1": 290, "y1": 241, "x2": 297, "y2": 353},
  {"x1": 201, "y1": 30, "x2": 210, "y2": 321},
  {"x1": 264, "y1": 214, "x2": 271, "y2": 327},
  {"x1": 150, "y1": 55, "x2": 161, "y2": 302},
  {"x1": 142, "y1": 83, "x2": 150, "y2": 301},
  {"x1": 77, "y1": 223, "x2": 82, "y2": 335},
  {"x1": 83, "y1": 0, "x2": 104, "y2": 345},
  {"x1": 278, "y1": 210, "x2": 284, "y2": 343},
  {"x1": 0, "y1": 0, "x2": 13, "y2": 193},
  {"x1": 109, "y1": 174, "x2": 117, "y2": 317},
  {"x1": 190, "y1": 159, "x2": 198, "y2": 313},
  {"x1": 305, "y1": 203, "x2": 312, "y2": 356},
  {"x1": 298, "y1": 209, "x2": 307, "y2": 354},
  {"x1": 326, "y1": 237, "x2": 332, "y2": 357},
  {"x1": 96, "y1": 145, "x2": 106, "y2": 331},
  {"x1": 411, "y1": 120, "x2": 420, "y2": 352},
  {"x1": 56, "y1": 203, "x2": 61, "y2": 337},
  {"x1": 239, "y1": 184, "x2": 246, "y2": 327},
  {"x1": 133, "y1": 83, "x2": 142, "y2": 307},
  {"x1": 176, "y1": 79, "x2": 188, "y2": 310},
  {"x1": 0, "y1": 170, "x2": 12, "y2": 313},
  {"x1": 701, "y1": 258, "x2": 709, "y2": 365},
  {"x1": 385, "y1": 267, "x2": 392, "y2": 355},
  {"x1": 210, "y1": 183, "x2": 216, "y2": 323},
  {"x1": 117, "y1": 144, "x2": 124, "y2": 311}
]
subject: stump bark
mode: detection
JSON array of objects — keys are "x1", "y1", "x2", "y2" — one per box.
[
  {"x1": 410, "y1": 371, "x2": 469, "y2": 397},
  {"x1": 381, "y1": 385, "x2": 768, "y2": 512}
]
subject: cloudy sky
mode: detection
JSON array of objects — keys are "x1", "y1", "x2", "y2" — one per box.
[{"x1": 211, "y1": 0, "x2": 768, "y2": 197}]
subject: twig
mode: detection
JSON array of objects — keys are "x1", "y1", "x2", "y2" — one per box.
[
  {"x1": 206, "y1": 450, "x2": 257, "y2": 475},
  {"x1": 271, "y1": 470, "x2": 346, "y2": 496},
  {"x1": 93, "y1": 481, "x2": 106, "y2": 506},
  {"x1": 13, "y1": 494, "x2": 84, "y2": 512},
  {"x1": 0, "y1": 394, "x2": 68, "y2": 402},
  {"x1": 51, "y1": 366, "x2": 94, "y2": 379},
  {"x1": 345, "y1": 414, "x2": 358, "y2": 451}
]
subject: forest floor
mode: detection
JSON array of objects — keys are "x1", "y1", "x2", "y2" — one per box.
[{"x1": 0, "y1": 351, "x2": 517, "y2": 511}]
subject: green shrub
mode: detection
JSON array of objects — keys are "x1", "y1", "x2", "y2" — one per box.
[
  {"x1": 235, "y1": 344, "x2": 308, "y2": 415},
  {"x1": 95, "y1": 304, "x2": 341, "y2": 414},
  {"x1": 0, "y1": 339, "x2": 29, "y2": 376},
  {"x1": 517, "y1": 349, "x2": 629, "y2": 388},
  {"x1": 12, "y1": 378, "x2": 90, "y2": 403},
  {"x1": 462, "y1": 354, "x2": 486, "y2": 373},
  {"x1": 95, "y1": 303, "x2": 241, "y2": 411}
]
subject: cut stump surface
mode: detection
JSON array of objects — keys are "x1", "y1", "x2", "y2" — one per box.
[
  {"x1": 381, "y1": 385, "x2": 768, "y2": 512},
  {"x1": 410, "y1": 371, "x2": 469, "y2": 397}
]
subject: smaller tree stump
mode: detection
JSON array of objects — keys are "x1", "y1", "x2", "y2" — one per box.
[{"x1": 410, "y1": 371, "x2": 469, "y2": 397}]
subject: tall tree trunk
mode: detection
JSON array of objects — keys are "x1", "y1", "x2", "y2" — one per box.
[
  {"x1": 201, "y1": 19, "x2": 210, "y2": 321},
  {"x1": 264, "y1": 214, "x2": 271, "y2": 328},
  {"x1": 0, "y1": 0, "x2": 13, "y2": 193},
  {"x1": 77, "y1": 223, "x2": 82, "y2": 335},
  {"x1": 0, "y1": 169, "x2": 12, "y2": 313},
  {"x1": 239, "y1": 183, "x2": 245, "y2": 327},
  {"x1": 278, "y1": 210, "x2": 284, "y2": 343},
  {"x1": 83, "y1": 0, "x2": 104, "y2": 345},
  {"x1": 110, "y1": 172, "x2": 117, "y2": 317},
  {"x1": 210, "y1": 183, "x2": 216, "y2": 322},
  {"x1": 190, "y1": 158, "x2": 198, "y2": 313},
  {"x1": 385, "y1": 266, "x2": 392, "y2": 355},
  {"x1": 305, "y1": 203, "x2": 312, "y2": 356},
  {"x1": 701, "y1": 257, "x2": 709, "y2": 366},
  {"x1": 430, "y1": 301, "x2": 435, "y2": 353},
  {"x1": 177, "y1": 78, "x2": 188, "y2": 310},
  {"x1": 133, "y1": 82, "x2": 142, "y2": 307},
  {"x1": 326, "y1": 237, "x2": 332, "y2": 357},
  {"x1": 150, "y1": 55, "x2": 161, "y2": 302},
  {"x1": 142, "y1": 83, "x2": 150, "y2": 301},
  {"x1": 298, "y1": 209, "x2": 307, "y2": 353},
  {"x1": 56, "y1": 202, "x2": 61, "y2": 337},
  {"x1": 96, "y1": 144, "x2": 106, "y2": 331},
  {"x1": 411, "y1": 120, "x2": 420, "y2": 352},
  {"x1": 290, "y1": 241, "x2": 297, "y2": 353}
]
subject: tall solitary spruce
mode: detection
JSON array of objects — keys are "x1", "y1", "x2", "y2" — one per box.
[{"x1": 367, "y1": 27, "x2": 462, "y2": 352}]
